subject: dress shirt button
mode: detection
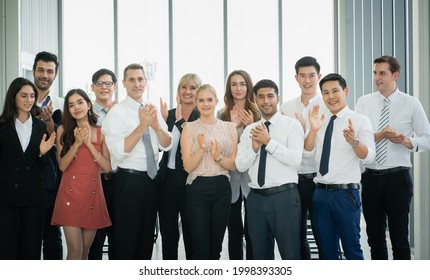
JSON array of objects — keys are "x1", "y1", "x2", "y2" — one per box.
[
  {"x1": 69, "y1": 187, "x2": 72, "y2": 192},
  {"x1": 90, "y1": 205, "x2": 94, "y2": 209},
  {"x1": 66, "y1": 202, "x2": 70, "y2": 206},
  {"x1": 14, "y1": 183, "x2": 19, "y2": 188},
  {"x1": 94, "y1": 177, "x2": 97, "y2": 181},
  {"x1": 92, "y1": 191, "x2": 96, "y2": 195},
  {"x1": 72, "y1": 176, "x2": 75, "y2": 179}
]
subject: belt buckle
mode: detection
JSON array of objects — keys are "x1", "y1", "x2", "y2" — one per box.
[{"x1": 374, "y1": 170, "x2": 383, "y2": 175}]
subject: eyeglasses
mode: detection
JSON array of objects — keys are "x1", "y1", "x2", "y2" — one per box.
[{"x1": 95, "y1": 81, "x2": 115, "y2": 87}]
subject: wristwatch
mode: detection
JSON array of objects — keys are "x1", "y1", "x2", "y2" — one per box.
[{"x1": 351, "y1": 138, "x2": 360, "y2": 147}]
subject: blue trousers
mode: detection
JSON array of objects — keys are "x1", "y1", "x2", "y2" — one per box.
[{"x1": 313, "y1": 186, "x2": 364, "y2": 260}]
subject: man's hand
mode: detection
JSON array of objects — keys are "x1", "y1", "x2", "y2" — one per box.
[{"x1": 308, "y1": 105, "x2": 325, "y2": 132}]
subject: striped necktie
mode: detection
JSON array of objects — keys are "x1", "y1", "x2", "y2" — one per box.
[
  {"x1": 41, "y1": 96, "x2": 51, "y2": 108},
  {"x1": 375, "y1": 98, "x2": 390, "y2": 164}
]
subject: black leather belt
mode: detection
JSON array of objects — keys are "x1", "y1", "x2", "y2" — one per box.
[
  {"x1": 251, "y1": 183, "x2": 297, "y2": 195},
  {"x1": 317, "y1": 183, "x2": 360, "y2": 190},
  {"x1": 365, "y1": 167, "x2": 410, "y2": 176},
  {"x1": 102, "y1": 172, "x2": 116, "y2": 181},
  {"x1": 118, "y1": 167, "x2": 148, "y2": 177},
  {"x1": 299, "y1": 173, "x2": 317, "y2": 181}
]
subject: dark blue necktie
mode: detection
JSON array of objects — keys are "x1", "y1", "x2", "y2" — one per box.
[
  {"x1": 257, "y1": 121, "x2": 271, "y2": 187},
  {"x1": 319, "y1": 115, "x2": 337, "y2": 176}
]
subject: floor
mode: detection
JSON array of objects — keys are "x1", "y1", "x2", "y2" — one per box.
[{"x1": 81, "y1": 212, "x2": 391, "y2": 260}]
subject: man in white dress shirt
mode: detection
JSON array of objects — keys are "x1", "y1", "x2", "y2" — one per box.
[
  {"x1": 236, "y1": 79, "x2": 304, "y2": 260},
  {"x1": 102, "y1": 63, "x2": 172, "y2": 259},
  {"x1": 280, "y1": 56, "x2": 323, "y2": 259},
  {"x1": 355, "y1": 55, "x2": 430, "y2": 260},
  {"x1": 88, "y1": 68, "x2": 117, "y2": 260},
  {"x1": 305, "y1": 73, "x2": 375, "y2": 260}
]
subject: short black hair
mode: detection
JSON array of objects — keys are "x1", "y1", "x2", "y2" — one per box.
[
  {"x1": 253, "y1": 79, "x2": 279, "y2": 95},
  {"x1": 92, "y1": 68, "x2": 117, "y2": 84},
  {"x1": 295, "y1": 56, "x2": 320, "y2": 75},
  {"x1": 319, "y1": 73, "x2": 347, "y2": 91},
  {"x1": 33, "y1": 51, "x2": 59, "y2": 72}
]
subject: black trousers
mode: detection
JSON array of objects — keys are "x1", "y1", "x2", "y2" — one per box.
[
  {"x1": 227, "y1": 190, "x2": 252, "y2": 260},
  {"x1": 88, "y1": 173, "x2": 115, "y2": 260},
  {"x1": 42, "y1": 190, "x2": 63, "y2": 260},
  {"x1": 297, "y1": 175, "x2": 319, "y2": 259},
  {"x1": 361, "y1": 168, "x2": 413, "y2": 260},
  {"x1": 113, "y1": 170, "x2": 157, "y2": 260},
  {"x1": 0, "y1": 205, "x2": 45, "y2": 259},
  {"x1": 186, "y1": 175, "x2": 231, "y2": 260},
  {"x1": 158, "y1": 168, "x2": 192, "y2": 260}
]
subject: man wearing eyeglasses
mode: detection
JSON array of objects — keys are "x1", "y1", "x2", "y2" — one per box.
[{"x1": 88, "y1": 68, "x2": 118, "y2": 260}]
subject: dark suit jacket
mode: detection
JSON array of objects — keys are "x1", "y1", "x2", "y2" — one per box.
[
  {"x1": 0, "y1": 118, "x2": 49, "y2": 207},
  {"x1": 158, "y1": 108, "x2": 199, "y2": 183}
]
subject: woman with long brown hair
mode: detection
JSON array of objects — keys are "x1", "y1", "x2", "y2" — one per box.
[
  {"x1": 218, "y1": 70, "x2": 260, "y2": 259},
  {"x1": 51, "y1": 89, "x2": 111, "y2": 260},
  {"x1": 0, "y1": 77, "x2": 56, "y2": 259}
]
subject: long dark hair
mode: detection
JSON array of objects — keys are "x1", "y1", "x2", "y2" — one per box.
[
  {"x1": 0, "y1": 77, "x2": 39, "y2": 126},
  {"x1": 220, "y1": 70, "x2": 260, "y2": 122},
  {"x1": 60, "y1": 89, "x2": 97, "y2": 157}
]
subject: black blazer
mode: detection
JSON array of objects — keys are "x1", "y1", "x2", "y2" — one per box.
[
  {"x1": 0, "y1": 118, "x2": 49, "y2": 207},
  {"x1": 158, "y1": 108, "x2": 199, "y2": 183}
]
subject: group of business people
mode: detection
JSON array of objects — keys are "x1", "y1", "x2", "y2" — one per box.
[{"x1": 1, "y1": 53, "x2": 428, "y2": 260}]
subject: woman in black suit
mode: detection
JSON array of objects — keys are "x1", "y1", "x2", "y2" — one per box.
[
  {"x1": 158, "y1": 73, "x2": 201, "y2": 259},
  {"x1": 0, "y1": 77, "x2": 56, "y2": 259}
]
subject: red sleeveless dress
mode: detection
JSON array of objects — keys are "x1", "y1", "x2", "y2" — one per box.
[{"x1": 51, "y1": 127, "x2": 111, "y2": 229}]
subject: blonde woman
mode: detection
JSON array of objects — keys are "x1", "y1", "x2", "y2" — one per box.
[{"x1": 181, "y1": 84, "x2": 237, "y2": 259}]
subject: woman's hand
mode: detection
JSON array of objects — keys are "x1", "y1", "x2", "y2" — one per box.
[{"x1": 39, "y1": 131, "x2": 56, "y2": 156}]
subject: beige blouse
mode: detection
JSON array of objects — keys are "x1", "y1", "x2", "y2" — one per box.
[{"x1": 184, "y1": 119, "x2": 237, "y2": 185}]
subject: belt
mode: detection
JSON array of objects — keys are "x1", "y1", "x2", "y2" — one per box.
[
  {"x1": 118, "y1": 167, "x2": 148, "y2": 177},
  {"x1": 102, "y1": 172, "x2": 116, "y2": 181},
  {"x1": 251, "y1": 183, "x2": 297, "y2": 196},
  {"x1": 317, "y1": 183, "x2": 360, "y2": 190},
  {"x1": 299, "y1": 173, "x2": 317, "y2": 181},
  {"x1": 365, "y1": 167, "x2": 410, "y2": 176}
]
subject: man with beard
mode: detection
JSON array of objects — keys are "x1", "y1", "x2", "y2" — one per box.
[{"x1": 33, "y1": 51, "x2": 64, "y2": 259}]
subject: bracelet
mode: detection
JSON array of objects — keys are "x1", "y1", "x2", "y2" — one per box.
[
  {"x1": 214, "y1": 156, "x2": 223, "y2": 162},
  {"x1": 94, "y1": 152, "x2": 102, "y2": 162},
  {"x1": 70, "y1": 146, "x2": 78, "y2": 158}
]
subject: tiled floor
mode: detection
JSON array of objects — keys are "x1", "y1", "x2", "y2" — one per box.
[
  {"x1": 61, "y1": 213, "x2": 392, "y2": 260},
  {"x1": 122, "y1": 213, "x2": 391, "y2": 260}
]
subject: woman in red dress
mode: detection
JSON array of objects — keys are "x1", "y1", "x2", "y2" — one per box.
[{"x1": 52, "y1": 89, "x2": 111, "y2": 260}]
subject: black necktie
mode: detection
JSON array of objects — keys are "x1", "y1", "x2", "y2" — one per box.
[
  {"x1": 319, "y1": 115, "x2": 336, "y2": 176},
  {"x1": 257, "y1": 121, "x2": 271, "y2": 187}
]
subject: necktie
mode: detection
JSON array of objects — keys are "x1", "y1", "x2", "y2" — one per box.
[
  {"x1": 139, "y1": 104, "x2": 157, "y2": 179},
  {"x1": 319, "y1": 115, "x2": 337, "y2": 176},
  {"x1": 41, "y1": 95, "x2": 50, "y2": 108},
  {"x1": 257, "y1": 121, "x2": 271, "y2": 187},
  {"x1": 143, "y1": 129, "x2": 157, "y2": 179},
  {"x1": 375, "y1": 98, "x2": 390, "y2": 164}
]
